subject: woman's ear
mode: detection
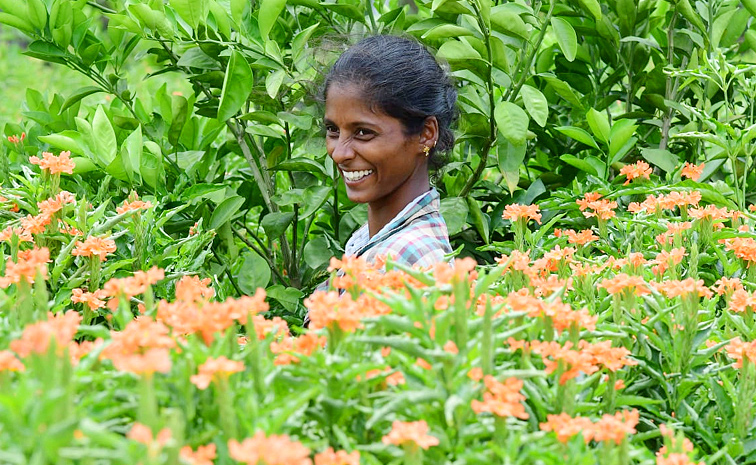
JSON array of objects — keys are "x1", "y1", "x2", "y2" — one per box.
[{"x1": 419, "y1": 116, "x2": 439, "y2": 148}]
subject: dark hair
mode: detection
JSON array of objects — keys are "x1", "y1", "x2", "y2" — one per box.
[{"x1": 322, "y1": 35, "x2": 458, "y2": 172}]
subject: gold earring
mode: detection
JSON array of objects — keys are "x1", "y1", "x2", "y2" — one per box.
[{"x1": 423, "y1": 145, "x2": 431, "y2": 157}]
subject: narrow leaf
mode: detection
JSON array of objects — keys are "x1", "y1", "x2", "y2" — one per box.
[{"x1": 217, "y1": 51, "x2": 253, "y2": 121}]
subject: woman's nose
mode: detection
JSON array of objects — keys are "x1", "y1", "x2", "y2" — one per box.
[{"x1": 329, "y1": 136, "x2": 355, "y2": 163}]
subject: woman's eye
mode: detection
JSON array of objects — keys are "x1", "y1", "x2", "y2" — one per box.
[
  {"x1": 355, "y1": 129, "x2": 374, "y2": 138},
  {"x1": 325, "y1": 125, "x2": 338, "y2": 136}
]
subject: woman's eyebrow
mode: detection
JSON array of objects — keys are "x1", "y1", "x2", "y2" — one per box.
[{"x1": 323, "y1": 118, "x2": 379, "y2": 128}]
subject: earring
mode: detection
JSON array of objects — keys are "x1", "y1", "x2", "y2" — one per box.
[{"x1": 423, "y1": 145, "x2": 431, "y2": 157}]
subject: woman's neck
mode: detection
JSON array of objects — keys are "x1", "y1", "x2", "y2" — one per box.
[{"x1": 367, "y1": 181, "x2": 431, "y2": 238}]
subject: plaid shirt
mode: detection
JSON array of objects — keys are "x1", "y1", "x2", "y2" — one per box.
[{"x1": 344, "y1": 188, "x2": 452, "y2": 268}]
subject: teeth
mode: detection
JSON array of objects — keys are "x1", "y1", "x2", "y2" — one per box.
[{"x1": 342, "y1": 170, "x2": 373, "y2": 181}]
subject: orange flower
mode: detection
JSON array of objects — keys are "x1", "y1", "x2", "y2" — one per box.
[
  {"x1": 116, "y1": 197, "x2": 153, "y2": 214},
  {"x1": 37, "y1": 191, "x2": 76, "y2": 217},
  {"x1": 7, "y1": 133, "x2": 25, "y2": 144},
  {"x1": 29, "y1": 151, "x2": 75, "y2": 174},
  {"x1": 530, "y1": 340, "x2": 599, "y2": 384},
  {"x1": 72, "y1": 236, "x2": 117, "y2": 260},
  {"x1": 20, "y1": 213, "x2": 52, "y2": 235},
  {"x1": 102, "y1": 267, "x2": 165, "y2": 306},
  {"x1": 598, "y1": 273, "x2": 651, "y2": 296},
  {"x1": 433, "y1": 257, "x2": 478, "y2": 285},
  {"x1": 443, "y1": 340, "x2": 459, "y2": 354},
  {"x1": 712, "y1": 277, "x2": 743, "y2": 296},
  {"x1": 415, "y1": 358, "x2": 432, "y2": 370},
  {"x1": 127, "y1": 422, "x2": 172, "y2": 446},
  {"x1": 502, "y1": 203, "x2": 542, "y2": 224},
  {"x1": 228, "y1": 432, "x2": 312, "y2": 465},
  {"x1": 651, "y1": 247, "x2": 686, "y2": 276},
  {"x1": 577, "y1": 193, "x2": 617, "y2": 220},
  {"x1": 0, "y1": 226, "x2": 33, "y2": 243},
  {"x1": 722, "y1": 237, "x2": 756, "y2": 263},
  {"x1": 386, "y1": 370, "x2": 406, "y2": 386},
  {"x1": 725, "y1": 337, "x2": 756, "y2": 369},
  {"x1": 563, "y1": 229, "x2": 598, "y2": 245},
  {"x1": 190, "y1": 356, "x2": 245, "y2": 389},
  {"x1": 71, "y1": 288, "x2": 107, "y2": 310},
  {"x1": 304, "y1": 291, "x2": 363, "y2": 332},
  {"x1": 180, "y1": 443, "x2": 217, "y2": 465},
  {"x1": 467, "y1": 367, "x2": 484, "y2": 381},
  {"x1": 729, "y1": 289, "x2": 756, "y2": 313},
  {"x1": 651, "y1": 278, "x2": 713, "y2": 299},
  {"x1": 0, "y1": 246, "x2": 50, "y2": 288},
  {"x1": 0, "y1": 350, "x2": 25, "y2": 372},
  {"x1": 619, "y1": 160, "x2": 652, "y2": 185},
  {"x1": 580, "y1": 340, "x2": 637, "y2": 372},
  {"x1": 471, "y1": 376, "x2": 529, "y2": 419},
  {"x1": 382, "y1": 420, "x2": 439, "y2": 450},
  {"x1": 270, "y1": 332, "x2": 326, "y2": 365},
  {"x1": 100, "y1": 317, "x2": 176, "y2": 374},
  {"x1": 689, "y1": 205, "x2": 730, "y2": 222},
  {"x1": 656, "y1": 453, "x2": 703, "y2": 465},
  {"x1": 540, "y1": 413, "x2": 594, "y2": 443},
  {"x1": 592, "y1": 410, "x2": 639, "y2": 444},
  {"x1": 681, "y1": 162, "x2": 704, "y2": 181},
  {"x1": 314, "y1": 448, "x2": 360, "y2": 465},
  {"x1": 10, "y1": 311, "x2": 81, "y2": 358}
]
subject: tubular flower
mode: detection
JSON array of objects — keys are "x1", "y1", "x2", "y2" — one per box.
[
  {"x1": 10, "y1": 311, "x2": 81, "y2": 358},
  {"x1": 71, "y1": 288, "x2": 107, "y2": 310},
  {"x1": 725, "y1": 337, "x2": 756, "y2": 369},
  {"x1": 0, "y1": 226, "x2": 33, "y2": 243},
  {"x1": 37, "y1": 191, "x2": 76, "y2": 217},
  {"x1": 382, "y1": 420, "x2": 440, "y2": 450},
  {"x1": 180, "y1": 444, "x2": 217, "y2": 465},
  {"x1": 269, "y1": 332, "x2": 326, "y2": 365},
  {"x1": 689, "y1": 205, "x2": 730, "y2": 223},
  {"x1": 190, "y1": 356, "x2": 245, "y2": 390},
  {"x1": 471, "y1": 375, "x2": 529, "y2": 419},
  {"x1": 433, "y1": 257, "x2": 478, "y2": 285},
  {"x1": 712, "y1": 277, "x2": 744, "y2": 296},
  {"x1": 580, "y1": 340, "x2": 637, "y2": 372},
  {"x1": 651, "y1": 247, "x2": 686, "y2": 276},
  {"x1": 20, "y1": 213, "x2": 51, "y2": 235},
  {"x1": 127, "y1": 423, "x2": 172, "y2": 446},
  {"x1": 619, "y1": 160, "x2": 652, "y2": 185},
  {"x1": 0, "y1": 246, "x2": 50, "y2": 288},
  {"x1": 729, "y1": 289, "x2": 756, "y2": 313},
  {"x1": 0, "y1": 350, "x2": 25, "y2": 372},
  {"x1": 72, "y1": 235, "x2": 117, "y2": 261},
  {"x1": 656, "y1": 424, "x2": 700, "y2": 465},
  {"x1": 576, "y1": 192, "x2": 617, "y2": 220},
  {"x1": 102, "y1": 267, "x2": 165, "y2": 308},
  {"x1": 722, "y1": 237, "x2": 756, "y2": 263},
  {"x1": 598, "y1": 273, "x2": 651, "y2": 296},
  {"x1": 650, "y1": 278, "x2": 713, "y2": 299},
  {"x1": 305, "y1": 291, "x2": 363, "y2": 332},
  {"x1": 502, "y1": 203, "x2": 542, "y2": 224},
  {"x1": 539, "y1": 413, "x2": 594, "y2": 443},
  {"x1": 529, "y1": 340, "x2": 599, "y2": 384},
  {"x1": 313, "y1": 448, "x2": 360, "y2": 465},
  {"x1": 99, "y1": 317, "x2": 176, "y2": 375},
  {"x1": 592, "y1": 410, "x2": 640, "y2": 444},
  {"x1": 680, "y1": 162, "x2": 704, "y2": 181},
  {"x1": 228, "y1": 432, "x2": 312, "y2": 465},
  {"x1": 29, "y1": 151, "x2": 75, "y2": 174},
  {"x1": 562, "y1": 229, "x2": 598, "y2": 246},
  {"x1": 116, "y1": 197, "x2": 153, "y2": 214}
]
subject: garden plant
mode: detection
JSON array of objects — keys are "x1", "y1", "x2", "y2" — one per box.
[{"x1": 2, "y1": 0, "x2": 756, "y2": 463}]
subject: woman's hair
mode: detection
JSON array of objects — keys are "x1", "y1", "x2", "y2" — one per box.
[{"x1": 322, "y1": 35, "x2": 458, "y2": 172}]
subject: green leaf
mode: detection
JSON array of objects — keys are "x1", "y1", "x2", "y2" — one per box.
[
  {"x1": 299, "y1": 186, "x2": 331, "y2": 219},
  {"x1": 640, "y1": 148, "x2": 679, "y2": 173},
  {"x1": 181, "y1": 184, "x2": 226, "y2": 202},
  {"x1": 555, "y1": 126, "x2": 599, "y2": 149},
  {"x1": 209, "y1": 196, "x2": 245, "y2": 229},
  {"x1": 494, "y1": 102, "x2": 529, "y2": 146},
  {"x1": 466, "y1": 197, "x2": 490, "y2": 244},
  {"x1": 303, "y1": 236, "x2": 334, "y2": 269},
  {"x1": 422, "y1": 24, "x2": 475, "y2": 40},
  {"x1": 551, "y1": 17, "x2": 577, "y2": 62},
  {"x1": 61, "y1": 87, "x2": 103, "y2": 113},
  {"x1": 261, "y1": 212, "x2": 295, "y2": 239},
  {"x1": 26, "y1": 0, "x2": 47, "y2": 29},
  {"x1": 436, "y1": 39, "x2": 483, "y2": 62},
  {"x1": 71, "y1": 157, "x2": 96, "y2": 174},
  {"x1": 586, "y1": 108, "x2": 610, "y2": 144},
  {"x1": 265, "y1": 69, "x2": 286, "y2": 99},
  {"x1": 230, "y1": 0, "x2": 246, "y2": 25},
  {"x1": 539, "y1": 73, "x2": 584, "y2": 109},
  {"x1": 259, "y1": 0, "x2": 287, "y2": 39},
  {"x1": 608, "y1": 119, "x2": 638, "y2": 160},
  {"x1": 0, "y1": 12, "x2": 34, "y2": 34},
  {"x1": 169, "y1": 0, "x2": 208, "y2": 29},
  {"x1": 498, "y1": 141, "x2": 526, "y2": 194},
  {"x1": 217, "y1": 51, "x2": 253, "y2": 121},
  {"x1": 440, "y1": 197, "x2": 469, "y2": 236},
  {"x1": 577, "y1": 0, "x2": 601, "y2": 21},
  {"x1": 168, "y1": 94, "x2": 188, "y2": 146},
  {"x1": 270, "y1": 158, "x2": 326, "y2": 176},
  {"x1": 121, "y1": 126, "x2": 143, "y2": 184},
  {"x1": 266, "y1": 285, "x2": 304, "y2": 312},
  {"x1": 321, "y1": 3, "x2": 365, "y2": 22},
  {"x1": 560, "y1": 154, "x2": 600, "y2": 176},
  {"x1": 37, "y1": 132, "x2": 83, "y2": 155},
  {"x1": 520, "y1": 84, "x2": 548, "y2": 127},
  {"x1": 490, "y1": 8, "x2": 528, "y2": 39},
  {"x1": 92, "y1": 105, "x2": 117, "y2": 165},
  {"x1": 237, "y1": 250, "x2": 271, "y2": 294},
  {"x1": 141, "y1": 141, "x2": 164, "y2": 190}
]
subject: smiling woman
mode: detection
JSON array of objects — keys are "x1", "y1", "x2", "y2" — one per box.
[{"x1": 322, "y1": 35, "x2": 458, "y2": 269}]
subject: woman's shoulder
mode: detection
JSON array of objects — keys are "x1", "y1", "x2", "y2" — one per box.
[{"x1": 364, "y1": 212, "x2": 452, "y2": 268}]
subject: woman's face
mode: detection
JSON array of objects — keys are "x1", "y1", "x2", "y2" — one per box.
[{"x1": 324, "y1": 83, "x2": 430, "y2": 216}]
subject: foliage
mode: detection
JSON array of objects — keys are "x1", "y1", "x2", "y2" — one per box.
[{"x1": 2, "y1": 154, "x2": 756, "y2": 464}]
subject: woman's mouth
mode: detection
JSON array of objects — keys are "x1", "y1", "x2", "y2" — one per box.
[{"x1": 342, "y1": 169, "x2": 373, "y2": 183}]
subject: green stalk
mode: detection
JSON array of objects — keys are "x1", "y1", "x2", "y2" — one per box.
[{"x1": 138, "y1": 374, "x2": 159, "y2": 429}]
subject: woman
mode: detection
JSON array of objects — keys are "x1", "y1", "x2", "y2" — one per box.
[{"x1": 322, "y1": 35, "x2": 457, "y2": 268}]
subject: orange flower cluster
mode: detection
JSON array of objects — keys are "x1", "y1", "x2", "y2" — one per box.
[
  {"x1": 190, "y1": 356, "x2": 244, "y2": 389},
  {"x1": 382, "y1": 420, "x2": 439, "y2": 450},
  {"x1": 313, "y1": 448, "x2": 360, "y2": 465},
  {"x1": 506, "y1": 289, "x2": 596, "y2": 332},
  {"x1": 729, "y1": 289, "x2": 756, "y2": 313},
  {"x1": 71, "y1": 288, "x2": 107, "y2": 310},
  {"x1": 651, "y1": 247, "x2": 686, "y2": 276},
  {"x1": 7, "y1": 132, "x2": 25, "y2": 144},
  {"x1": 608, "y1": 253, "x2": 647, "y2": 272},
  {"x1": 540, "y1": 410, "x2": 639, "y2": 444},
  {"x1": 37, "y1": 191, "x2": 76, "y2": 218},
  {"x1": 180, "y1": 443, "x2": 217, "y2": 465},
  {"x1": 650, "y1": 278, "x2": 713, "y2": 299},
  {"x1": 158, "y1": 276, "x2": 269, "y2": 345},
  {"x1": 688, "y1": 205, "x2": 730, "y2": 223},
  {"x1": 628, "y1": 191, "x2": 701, "y2": 214},
  {"x1": 598, "y1": 273, "x2": 651, "y2": 296},
  {"x1": 127, "y1": 422, "x2": 172, "y2": 446},
  {"x1": 433, "y1": 257, "x2": 478, "y2": 285},
  {"x1": 228, "y1": 432, "x2": 312, "y2": 465},
  {"x1": 656, "y1": 222, "x2": 692, "y2": 245},
  {"x1": 0, "y1": 246, "x2": 50, "y2": 288},
  {"x1": 530, "y1": 340, "x2": 636, "y2": 384},
  {"x1": 712, "y1": 277, "x2": 743, "y2": 296},
  {"x1": 619, "y1": 160, "x2": 652, "y2": 185},
  {"x1": 328, "y1": 255, "x2": 423, "y2": 293},
  {"x1": 270, "y1": 332, "x2": 327, "y2": 365},
  {"x1": 9, "y1": 311, "x2": 81, "y2": 358},
  {"x1": 29, "y1": 150, "x2": 75, "y2": 174},
  {"x1": 304, "y1": 291, "x2": 364, "y2": 332},
  {"x1": 656, "y1": 424, "x2": 701, "y2": 465},
  {"x1": 681, "y1": 162, "x2": 704, "y2": 181},
  {"x1": 722, "y1": 237, "x2": 756, "y2": 263},
  {"x1": 554, "y1": 228, "x2": 598, "y2": 246},
  {"x1": 103, "y1": 267, "x2": 165, "y2": 309},
  {"x1": 72, "y1": 235, "x2": 117, "y2": 261},
  {"x1": 725, "y1": 337, "x2": 756, "y2": 369},
  {"x1": 116, "y1": 197, "x2": 153, "y2": 214},
  {"x1": 0, "y1": 350, "x2": 25, "y2": 372},
  {"x1": 100, "y1": 317, "x2": 176, "y2": 375},
  {"x1": 471, "y1": 375, "x2": 529, "y2": 419},
  {"x1": 0, "y1": 226, "x2": 32, "y2": 243},
  {"x1": 576, "y1": 192, "x2": 617, "y2": 220},
  {"x1": 502, "y1": 203, "x2": 542, "y2": 224}
]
